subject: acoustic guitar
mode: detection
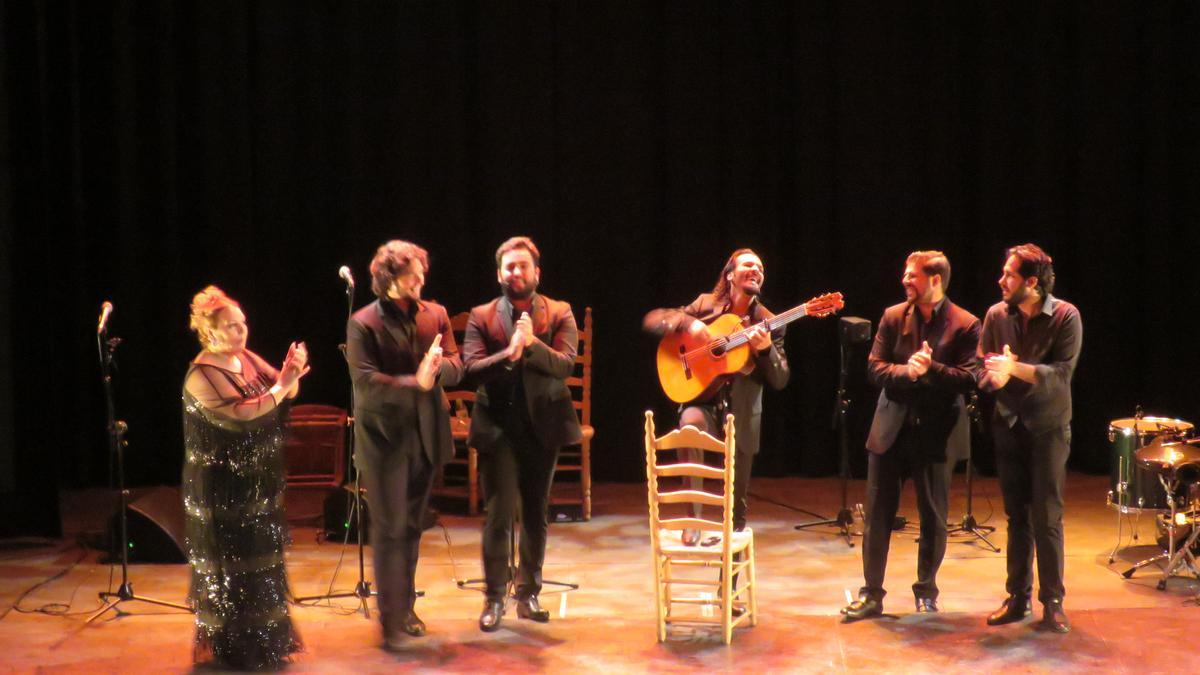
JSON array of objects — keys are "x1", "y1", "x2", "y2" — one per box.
[{"x1": 656, "y1": 292, "x2": 845, "y2": 403}]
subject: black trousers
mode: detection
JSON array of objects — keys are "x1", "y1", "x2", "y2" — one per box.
[
  {"x1": 680, "y1": 404, "x2": 754, "y2": 531},
  {"x1": 992, "y1": 419, "x2": 1070, "y2": 604},
  {"x1": 479, "y1": 421, "x2": 561, "y2": 602},
  {"x1": 860, "y1": 427, "x2": 948, "y2": 601},
  {"x1": 353, "y1": 417, "x2": 435, "y2": 624}
]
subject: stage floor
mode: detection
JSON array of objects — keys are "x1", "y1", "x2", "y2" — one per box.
[{"x1": 1, "y1": 473, "x2": 1197, "y2": 673}]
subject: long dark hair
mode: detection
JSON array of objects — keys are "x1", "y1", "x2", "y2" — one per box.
[{"x1": 712, "y1": 248, "x2": 759, "y2": 302}]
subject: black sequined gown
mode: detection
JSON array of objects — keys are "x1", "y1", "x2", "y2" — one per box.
[{"x1": 182, "y1": 360, "x2": 302, "y2": 670}]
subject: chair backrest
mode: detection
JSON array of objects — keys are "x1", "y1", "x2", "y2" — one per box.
[
  {"x1": 568, "y1": 307, "x2": 593, "y2": 428},
  {"x1": 283, "y1": 403, "x2": 348, "y2": 487},
  {"x1": 644, "y1": 411, "x2": 736, "y2": 542},
  {"x1": 443, "y1": 307, "x2": 591, "y2": 428},
  {"x1": 443, "y1": 312, "x2": 475, "y2": 431}
]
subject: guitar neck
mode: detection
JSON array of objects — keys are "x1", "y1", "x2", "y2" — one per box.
[{"x1": 718, "y1": 304, "x2": 809, "y2": 350}]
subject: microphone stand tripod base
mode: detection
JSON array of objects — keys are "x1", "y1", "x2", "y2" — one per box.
[
  {"x1": 795, "y1": 508, "x2": 859, "y2": 548},
  {"x1": 948, "y1": 513, "x2": 999, "y2": 552},
  {"x1": 87, "y1": 582, "x2": 192, "y2": 625}
]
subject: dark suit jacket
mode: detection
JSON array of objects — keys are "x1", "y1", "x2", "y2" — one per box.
[
  {"x1": 462, "y1": 294, "x2": 584, "y2": 452},
  {"x1": 345, "y1": 298, "x2": 464, "y2": 466},
  {"x1": 643, "y1": 293, "x2": 790, "y2": 456},
  {"x1": 865, "y1": 298, "x2": 981, "y2": 462}
]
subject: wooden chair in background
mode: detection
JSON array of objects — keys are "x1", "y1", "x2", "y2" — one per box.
[
  {"x1": 554, "y1": 306, "x2": 594, "y2": 521},
  {"x1": 283, "y1": 404, "x2": 348, "y2": 488},
  {"x1": 436, "y1": 312, "x2": 481, "y2": 515},
  {"x1": 644, "y1": 410, "x2": 757, "y2": 644}
]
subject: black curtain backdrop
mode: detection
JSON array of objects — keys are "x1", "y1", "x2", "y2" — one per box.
[{"x1": 3, "y1": 2, "x2": 1199, "y2": 535}]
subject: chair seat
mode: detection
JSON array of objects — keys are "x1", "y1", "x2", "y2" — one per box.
[{"x1": 657, "y1": 528, "x2": 753, "y2": 555}]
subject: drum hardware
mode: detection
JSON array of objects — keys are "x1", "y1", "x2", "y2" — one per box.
[
  {"x1": 1121, "y1": 438, "x2": 1200, "y2": 588},
  {"x1": 1156, "y1": 507, "x2": 1200, "y2": 556},
  {"x1": 1106, "y1": 411, "x2": 1193, "y2": 563}
]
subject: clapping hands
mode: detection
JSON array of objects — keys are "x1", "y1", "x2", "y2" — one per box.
[
  {"x1": 279, "y1": 341, "x2": 311, "y2": 390},
  {"x1": 983, "y1": 344, "x2": 1018, "y2": 388},
  {"x1": 416, "y1": 334, "x2": 443, "y2": 391},
  {"x1": 508, "y1": 312, "x2": 535, "y2": 361},
  {"x1": 907, "y1": 340, "x2": 932, "y2": 381}
]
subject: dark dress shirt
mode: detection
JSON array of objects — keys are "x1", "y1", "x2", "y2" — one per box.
[{"x1": 977, "y1": 295, "x2": 1082, "y2": 434}]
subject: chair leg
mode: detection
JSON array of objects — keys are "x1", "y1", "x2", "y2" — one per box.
[
  {"x1": 747, "y1": 539, "x2": 758, "y2": 627},
  {"x1": 468, "y1": 446, "x2": 478, "y2": 516},
  {"x1": 723, "y1": 558, "x2": 734, "y2": 644},
  {"x1": 582, "y1": 438, "x2": 592, "y2": 521},
  {"x1": 653, "y1": 554, "x2": 666, "y2": 642}
]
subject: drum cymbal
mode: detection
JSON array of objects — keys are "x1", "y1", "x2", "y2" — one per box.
[
  {"x1": 1110, "y1": 416, "x2": 1194, "y2": 435},
  {"x1": 1136, "y1": 438, "x2": 1200, "y2": 473}
]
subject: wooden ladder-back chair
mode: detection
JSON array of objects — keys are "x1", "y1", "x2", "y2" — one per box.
[
  {"x1": 554, "y1": 306, "x2": 594, "y2": 520},
  {"x1": 283, "y1": 404, "x2": 349, "y2": 488},
  {"x1": 644, "y1": 410, "x2": 757, "y2": 644},
  {"x1": 436, "y1": 312, "x2": 481, "y2": 515}
]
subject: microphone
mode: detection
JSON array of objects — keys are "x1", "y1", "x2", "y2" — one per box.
[
  {"x1": 97, "y1": 301, "x2": 114, "y2": 335},
  {"x1": 338, "y1": 265, "x2": 355, "y2": 289}
]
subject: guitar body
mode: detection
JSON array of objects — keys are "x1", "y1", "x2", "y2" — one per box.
[
  {"x1": 656, "y1": 313, "x2": 753, "y2": 404},
  {"x1": 654, "y1": 291, "x2": 844, "y2": 404}
]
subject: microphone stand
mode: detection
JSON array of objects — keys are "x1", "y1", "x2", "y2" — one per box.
[
  {"x1": 88, "y1": 315, "x2": 191, "y2": 624},
  {"x1": 795, "y1": 339, "x2": 859, "y2": 547},
  {"x1": 947, "y1": 392, "x2": 998, "y2": 551},
  {"x1": 294, "y1": 278, "x2": 387, "y2": 616}
]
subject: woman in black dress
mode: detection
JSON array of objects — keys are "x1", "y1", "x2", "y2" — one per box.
[{"x1": 182, "y1": 286, "x2": 309, "y2": 669}]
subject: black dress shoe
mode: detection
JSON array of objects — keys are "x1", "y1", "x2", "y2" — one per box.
[
  {"x1": 986, "y1": 595, "x2": 1032, "y2": 626},
  {"x1": 914, "y1": 597, "x2": 938, "y2": 613},
  {"x1": 401, "y1": 610, "x2": 426, "y2": 637},
  {"x1": 841, "y1": 596, "x2": 883, "y2": 622},
  {"x1": 479, "y1": 600, "x2": 505, "y2": 632},
  {"x1": 1042, "y1": 600, "x2": 1070, "y2": 634},
  {"x1": 515, "y1": 595, "x2": 551, "y2": 622},
  {"x1": 381, "y1": 615, "x2": 407, "y2": 651},
  {"x1": 382, "y1": 627, "x2": 405, "y2": 652}
]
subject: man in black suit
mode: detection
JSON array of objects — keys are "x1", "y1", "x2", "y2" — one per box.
[
  {"x1": 345, "y1": 240, "x2": 463, "y2": 650},
  {"x1": 842, "y1": 251, "x2": 980, "y2": 622},
  {"x1": 462, "y1": 236, "x2": 582, "y2": 632},
  {"x1": 978, "y1": 243, "x2": 1081, "y2": 634},
  {"x1": 642, "y1": 249, "x2": 790, "y2": 542}
]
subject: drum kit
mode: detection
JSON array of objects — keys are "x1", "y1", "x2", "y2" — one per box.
[{"x1": 1106, "y1": 411, "x2": 1200, "y2": 590}]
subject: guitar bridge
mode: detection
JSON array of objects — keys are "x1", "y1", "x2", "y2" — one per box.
[{"x1": 679, "y1": 345, "x2": 692, "y2": 380}]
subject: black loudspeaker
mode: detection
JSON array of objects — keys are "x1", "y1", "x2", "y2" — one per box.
[
  {"x1": 323, "y1": 488, "x2": 370, "y2": 543},
  {"x1": 839, "y1": 316, "x2": 872, "y2": 345},
  {"x1": 106, "y1": 486, "x2": 188, "y2": 564}
]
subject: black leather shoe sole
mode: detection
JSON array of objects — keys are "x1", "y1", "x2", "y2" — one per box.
[
  {"x1": 1042, "y1": 603, "x2": 1070, "y2": 634},
  {"x1": 479, "y1": 603, "x2": 504, "y2": 632},
  {"x1": 841, "y1": 598, "x2": 883, "y2": 622},
  {"x1": 516, "y1": 605, "x2": 550, "y2": 622},
  {"x1": 986, "y1": 600, "x2": 1031, "y2": 626}
]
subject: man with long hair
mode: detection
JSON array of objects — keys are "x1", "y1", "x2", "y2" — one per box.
[
  {"x1": 345, "y1": 240, "x2": 463, "y2": 650},
  {"x1": 978, "y1": 243, "x2": 1081, "y2": 634},
  {"x1": 462, "y1": 236, "x2": 583, "y2": 632},
  {"x1": 643, "y1": 249, "x2": 790, "y2": 552}
]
